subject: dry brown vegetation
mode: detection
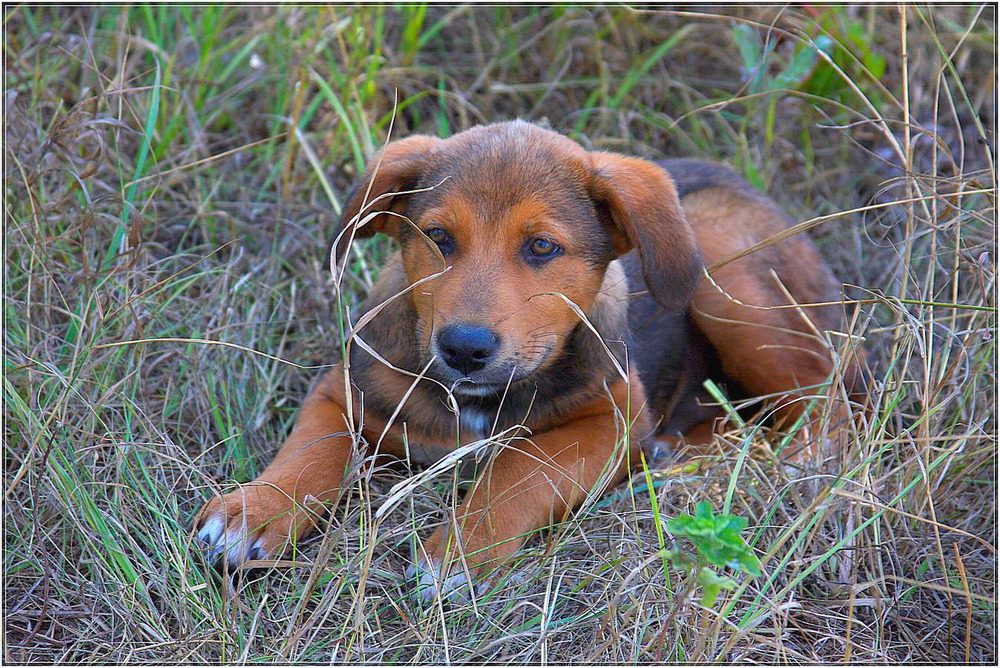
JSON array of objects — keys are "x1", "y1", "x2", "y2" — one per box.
[{"x1": 4, "y1": 5, "x2": 996, "y2": 664}]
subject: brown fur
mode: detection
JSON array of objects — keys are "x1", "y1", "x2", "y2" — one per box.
[{"x1": 195, "y1": 121, "x2": 864, "y2": 593}]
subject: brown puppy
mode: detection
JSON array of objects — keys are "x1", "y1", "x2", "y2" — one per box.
[{"x1": 195, "y1": 121, "x2": 863, "y2": 600}]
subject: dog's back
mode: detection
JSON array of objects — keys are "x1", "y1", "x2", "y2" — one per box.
[{"x1": 624, "y1": 158, "x2": 862, "y2": 445}]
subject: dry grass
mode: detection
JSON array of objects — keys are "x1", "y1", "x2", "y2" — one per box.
[{"x1": 4, "y1": 5, "x2": 995, "y2": 664}]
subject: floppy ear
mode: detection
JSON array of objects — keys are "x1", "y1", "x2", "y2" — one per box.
[
  {"x1": 588, "y1": 151, "x2": 703, "y2": 310},
  {"x1": 333, "y1": 134, "x2": 442, "y2": 265}
]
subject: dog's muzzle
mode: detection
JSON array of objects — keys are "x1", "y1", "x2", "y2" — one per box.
[{"x1": 435, "y1": 324, "x2": 500, "y2": 375}]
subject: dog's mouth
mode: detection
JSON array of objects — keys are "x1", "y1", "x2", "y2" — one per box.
[
  {"x1": 419, "y1": 327, "x2": 559, "y2": 396},
  {"x1": 449, "y1": 380, "x2": 511, "y2": 397},
  {"x1": 429, "y1": 363, "x2": 529, "y2": 397},
  {"x1": 426, "y1": 347, "x2": 555, "y2": 397}
]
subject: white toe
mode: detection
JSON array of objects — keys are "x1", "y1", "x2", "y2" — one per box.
[
  {"x1": 407, "y1": 560, "x2": 475, "y2": 605},
  {"x1": 197, "y1": 515, "x2": 227, "y2": 563},
  {"x1": 224, "y1": 527, "x2": 252, "y2": 566},
  {"x1": 247, "y1": 536, "x2": 268, "y2": 562},
  {"x1": 198, "y1": 514, "x2": 224, "y2": 545}
]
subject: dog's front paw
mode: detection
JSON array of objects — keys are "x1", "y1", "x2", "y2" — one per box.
[
  {"x1": 194, "y1": 483, "x2": 306, "y2": 569},
  {"x1": 405, "y1": 557, "x2": 480, "y2": 605}
]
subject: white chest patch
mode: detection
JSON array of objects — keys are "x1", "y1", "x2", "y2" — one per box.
[{"x1": 459, "y1": 406, "x2": 493, "y2": 439}]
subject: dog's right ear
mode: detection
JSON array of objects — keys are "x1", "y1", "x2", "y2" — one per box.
[
  {"x1": 333, "y1": 134, "x2": 442, "y2": 266},
  {"x1": 588, "y1": 152, "x2": 703, "y2": 311}
]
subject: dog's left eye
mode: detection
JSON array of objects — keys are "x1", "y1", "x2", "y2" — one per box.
[
  {"x1": 425, "y1": 226, "x2": 448, "y2": 243},
  {"x1": 526, "y1": 237, "x2": 561, "y2": 259},
  {"x1": 423, "y1": 225, "x2": 454, "y2": 255}
]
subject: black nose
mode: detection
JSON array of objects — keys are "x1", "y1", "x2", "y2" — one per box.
[{"x1": 436, "y1": 324, "x2": 500, "y2": 375}]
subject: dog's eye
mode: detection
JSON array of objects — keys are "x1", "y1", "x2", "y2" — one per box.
[
  {"x1": 526, "y1": 237, "x2": 561, "y2": 259},
  {"x1": 423, "y1": 226, "x2": 454, "y2": 255},
  {"x1": 425, "y1": 226, "x2": 448, "y2": 243}
]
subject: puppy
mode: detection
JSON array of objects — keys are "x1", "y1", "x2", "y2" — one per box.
[{"x1": 195, "y1": 121, "x2": 862, "y2": 600}]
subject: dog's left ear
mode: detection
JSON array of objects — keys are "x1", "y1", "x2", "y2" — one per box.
[
  {"x1": 588, "y1": 152, "x2": 703, "y2": 310},
  {"x1": 332, "y1": 134, "x2": 442, "y2": 267}
]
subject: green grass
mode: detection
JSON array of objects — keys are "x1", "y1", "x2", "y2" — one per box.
[{"x1": 4, "y1": 4, "x2": 996, "y2": 664}]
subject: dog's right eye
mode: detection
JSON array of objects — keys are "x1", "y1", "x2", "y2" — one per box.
[{"x1": 423, "y1": 226, "x2": 454, "y2": 255}]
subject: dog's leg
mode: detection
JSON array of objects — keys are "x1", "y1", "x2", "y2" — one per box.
[
  {"x1": 409, "y1": 381, "x2": 644, "y2": 602},
  {"x1": 683, "y1": 187, "x2": 864, "y2": 461},
  {"x1": 194, "y1": 368, "x2": 356, "y2": 568}
]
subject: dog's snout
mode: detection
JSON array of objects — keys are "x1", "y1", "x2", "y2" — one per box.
[{"x1": 437, "y1": 324, "x2": 500, "y2": 375}]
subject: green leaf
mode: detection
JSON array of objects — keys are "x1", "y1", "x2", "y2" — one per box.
[
  {"x1": 738, "y1": 551, "x2": 763, "y2": 577},
  {"x1": 665, "y1": 502, "x2": 763, "y2": 574},
  {"x1": 768, "y1": 38, "x2": 825, "y2": 92},
  {"x1": 732, "y1": 24, "x2": 769, "y2": 94},
  {"x1": 697, "y1": 567, "x2": 735, "y2": 607},
  {"x1": 695, "y1": 500, "x2": 714, "y2": 522}
]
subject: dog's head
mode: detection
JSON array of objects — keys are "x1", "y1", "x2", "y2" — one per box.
[{"x1": 335, "y1": 121, "x2": 703, "y2": 395}]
